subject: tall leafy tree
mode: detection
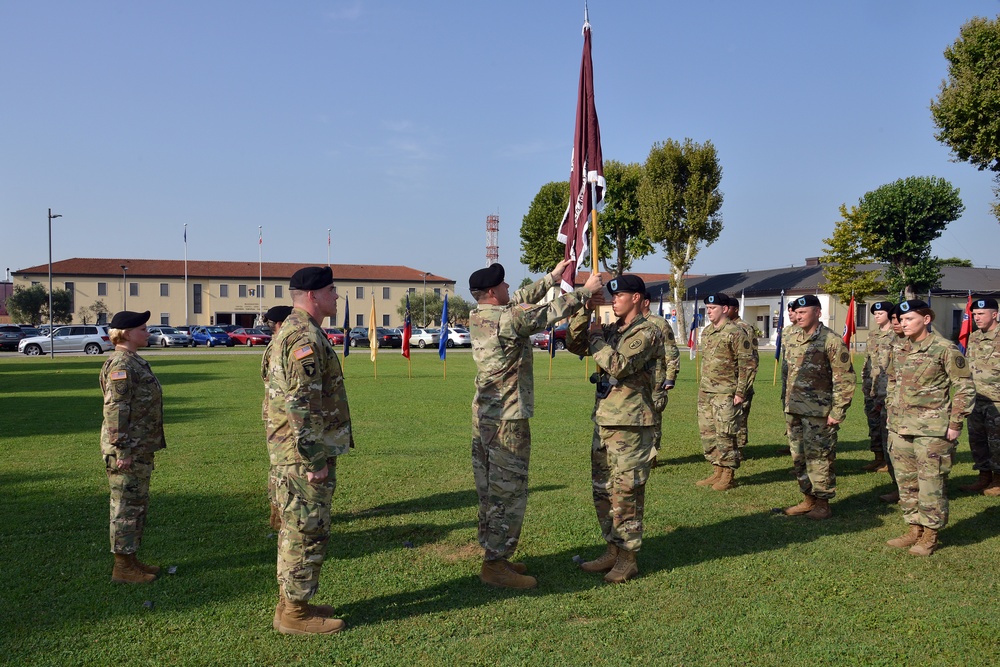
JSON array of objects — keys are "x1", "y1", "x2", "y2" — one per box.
[
  {"x1": 597, "y1": 160, "x2": 654, "y2": 276},
  {"x1": 820, "y1": 204, "x2": 885, "y2": 303},
  {"x1": 638, "y1": 138, "x2": 723, "y2": 335},
  {"x1": 77, "y1": 300, "x2": 110, "y2": 325},
  {"x1": 7, "y1": 284, "x2": 73, "y2": 325},
  {"x1": 858, "y1": 176, "x2": 964, "y2": 299},
  {"x1": 520, "y1": 181, "x2": 570, "y2": 273},
  {"x1": 931, "y1": 15, "x2": 1000, "y2": 221}
]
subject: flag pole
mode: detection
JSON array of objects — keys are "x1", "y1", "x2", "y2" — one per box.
[
  {"x1": 183, "y1": 224, "x2": 189, "y2": 327},
  {"x1": 258, "y1": 226, "x2": 263, "y2": 324}
]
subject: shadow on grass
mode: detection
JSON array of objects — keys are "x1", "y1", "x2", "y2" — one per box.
[
  {"x1": 943, "y1": 505, "x2": 1000, "y2": 547},
  {"x1": 334, "y1": 485, "x2": 564, "y2": 520}
]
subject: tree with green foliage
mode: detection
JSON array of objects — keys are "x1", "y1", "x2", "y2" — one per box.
[
  {"x1": 638, "y1": 138, "x2": 723, "y2": 336},
  {"x1": 858, "y1": 176, "x2": 964, "y2": 299},
  {"x1": 396, "y1": 292, "x2": 471, "y2": 326},
  {"x1": 936, "y1": 257, "x2": 973, "y2": 268},
  {"x1": 931, "y1": 15, "x2": 1000, "y2": 222},
  {"x1": 7, "y1": 285, "x2": 73, "y2": 326},
  {"x1": 597, "y1": 160, "x2": 654, "y2": 276},
  {"x1": 820, "y1": 204, "x2": 885, "y2": 303},
  {"x1": 77, "y1": 300, "x2": 109, "y2": 325},
  {"x1": 520, "y1": 181, "x2": 570, "y2": 273}
]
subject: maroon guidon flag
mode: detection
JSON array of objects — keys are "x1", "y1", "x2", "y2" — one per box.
[{"x1": 557, "y1": 11, "x2": 605, "y2": 293}]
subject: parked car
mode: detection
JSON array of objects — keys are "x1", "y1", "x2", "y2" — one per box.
[
  {"x1": 18, "y1": 325, "x2": 113, "y2": 356},
  {"x1": 348, "y1": 327, "x2": 370, "y2": 347},
  {"x1": 228, "y1": 327, "x2": 271, "y2": 346},
  {"x1": 147, "y1": 326, "x2": 192, "y2": 347},
  {"x1": 175, "y1": 325, "x2": 192, "y2": 335},
  {"x1": 190, "y1": 326, "x2": 236, "y2": 347},
  {"x1": 445, "y1": 327, "x2": 471, "y2": 348},
  {"x1": 408, "y1": 327, "x2": 440, "y2": 349},
  {"x1": 532, "y1": 322, "x2": 569, "y2": 351},
  {"x1": 0, "y1": 325, "x2": 28, "y2": 351},
  {"x1": 218, "y1": 324, "x2": 240, "y2": 334},
  {"x1": 18, "y1": 325, "x2": 41, "y2": 337},
  {"x1": 324, "y1": 327, "x2": 345, "y2": 345},
  {"x1": 372, "y1": 327, "x2": 402, "y2": 348}
]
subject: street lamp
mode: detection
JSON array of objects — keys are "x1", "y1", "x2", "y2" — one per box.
[
  {"x1": 48, "y1": 209, "x2": 62, "y2": 359},
  {"x1": 121, "y1": 264, "x2": 128, "y2": 311},
  {"x1": 422, "y1": 271, "x2": 431, "y2": 326}
]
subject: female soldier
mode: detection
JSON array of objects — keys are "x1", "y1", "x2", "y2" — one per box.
[
  {"x1": 885, "y1": 300, "x2": 975, "y2": 555},
  {"x1": 100, "y1": 310, "x2": 166, "y2": 582}
]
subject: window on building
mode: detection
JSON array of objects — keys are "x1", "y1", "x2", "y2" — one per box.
[
  {"x1": 97, "y1": 282, "x2": 107, "y2": 296},
  {"x1": 193, "y1": 284, "x2": 203, "y2": 314},
  {"x1": 434, "y1": 288, "x2": 441, "y2": 296},
  {"x1": 239, "y1": 284, "x2": 248, "y2": 298},
  {"x1": 952, "y1": 309, "x2": 964, "y2": 336},
  {"x1": 383, "y1": 314, "x2": 390, "y2": 326},
  {"x1": 64, "y1": 282, "x2": 74, "y2": 313},
  {"x1": 356, "y1": 286, "x2": 364, "y2": 300},
  {"x1": 382, "y1": 287, "x2": 390, "y2": 300},
  {"x1": 160, "y1": 283, "x2": 169, "y2": 297},
  {"x1": 257, "y1": 284, "x2": 264, "y2": 297},
  {"x1": 275, "y1": 285, "x2": 283, "y2": 299},
  {"x1": 160, "y1": 313, "x2": 170, "y2": 325},
  {"x1": 220, "y1": 284, "x2": 229, "y2": 298},
  {"x1": 129, "y1": 282, "x2": 139, "y2": 297},
  {"x1": 408, "y1": 287, "x2": 416, "y2": 294},
  {"x1": 356, "y1": 314, "x2": 363, "y2": 326},
  {"x1": 856, "y1": 302, "x2": 869, "y2": 329}
]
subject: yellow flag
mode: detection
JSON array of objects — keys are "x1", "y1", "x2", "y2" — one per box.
[{"x1": 368, "y1": 290, "x2": 377, "y2": 361}]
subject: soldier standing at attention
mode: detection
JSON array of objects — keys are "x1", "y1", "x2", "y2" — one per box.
[
  {"x1": 962, "y1": 297, "x2": 1000, "y2": 496},
  {"x1": 877, "y1": 305, "x2": 908, "y2": 503},
  {"x1": 780, "y1": 295, "x2": 855, "y2": 520},
  {"x1": 696, "y1": 293, "x2": 753, "y2": 491},
  {"x1": 261, "y1": 305, "x2": 293, "y2": 532},
  {"x1": 862, "y1": 302, "x2": 895, "y2": 472},
  {"x1": 641, "y1": 290, "x2": 680, "y2": 467},
  {"x1": 724, "y1": 295, "x2": 759, "y2": 457},
  {"x1": 101, "y1": 310, "x2": 165, "y2": 584},
  {"x1": 885, "y1": 300, "x2": 975, "y2": 555},
  {"x1": 267, "y1": 266, "x2": 350, "y2": 634},
  {"x1": 566, "y1": 275, "x2": 667, "y2": 583},
  {"x1": 469, "y1": 261, "x2": 601, "y2": 589}
]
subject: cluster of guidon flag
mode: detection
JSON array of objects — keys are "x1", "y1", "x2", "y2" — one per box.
[{"x1": 958, "y1": 293, "x2": 973, "y2": 353}]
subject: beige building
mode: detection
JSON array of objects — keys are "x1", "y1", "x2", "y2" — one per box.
[{"x1": 12, "y1": 258, "x2": 454, "y2": 329}]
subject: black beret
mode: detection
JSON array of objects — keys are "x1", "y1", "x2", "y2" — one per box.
[
  {"x1": 897, "y1": 299, "x2": 929, "y2": 314},
  {"x1": 264, "y1": 305, "x2": 293, "y2": 323},
  {"x1": 469, "y1": 263, "x2": 505, "y2": 291},
  {"x1": 704, "y1": 293, "x2": 729, "y2": 306},
  {"x1": 792, "y1": 295, "x2": 821, "y2": 309},
  {"x1": 608, "y1": 274, "x2": 645, "y2": 295},
  {"x1": 870, "y1": 301, "x2": 894, "y2": 314},
  {"x1": 109, "y1": 310, "x2": 150, "y2": 330},
  {"x1": 972, "y1": 297, "x2": 999, "y2": 310},
  {"x1": 290, "y1": 266, "x2": 333, "y2": 291}
]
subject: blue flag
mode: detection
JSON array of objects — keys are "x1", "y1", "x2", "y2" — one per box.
[
  {"x1": 438, "y1": 295, "x2": 449, "y2": 360},
  {"x1": 774, "y1": 290, "x2": 785, "y2": 360},
  {"x1": 342, "y1": 297, "x2": 350, "y2": 357}
]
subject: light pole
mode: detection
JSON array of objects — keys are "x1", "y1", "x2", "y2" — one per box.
[
  {"x1": 48, "y1": 208, "x2": 62, "y2": 359},
  {"x1": 121, "y1": 264, "x2": 128, "y2": 311},
  {"x1": 422, "y1": 272, "x2": 431, "y2": 326}
]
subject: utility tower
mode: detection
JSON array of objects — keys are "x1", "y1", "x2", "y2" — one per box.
[{"x1": 486, "y1": 214, "x2": 499, "y2": 266}]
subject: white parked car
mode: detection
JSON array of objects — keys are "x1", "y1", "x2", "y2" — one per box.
[
  {"x1": 408, "y1": 328, "x2": 440, "y2": 349},
  {"x1": 445, "y1": 327, "x2": 471, "y2": 348},
  {"x1": 148, "y1": 326, "x2": 192, "y2": 348},
  {"x1": 18, "y1": 325, "x2": 113, "y2": 356}
]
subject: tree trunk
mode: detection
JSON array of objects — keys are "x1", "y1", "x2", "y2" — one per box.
[{"x1": 672, "y1": 268, "x2": 686, "y2": 342}]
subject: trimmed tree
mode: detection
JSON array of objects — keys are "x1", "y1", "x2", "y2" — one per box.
[
  {"x1": 820, "y1": 204, "x2": 885, "y2": 303},
  {"x1": 520, "y1": 181, "x2": 570, "y2": 273},
  {"x1": 597, "y1": 160, "x2": 654, "y2": 276}
]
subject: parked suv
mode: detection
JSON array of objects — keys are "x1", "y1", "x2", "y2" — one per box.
[
  {"x1": 0, "y1": 325, "x2": 27, "y2": 351},
  {"x1": 348, "y1": 327, "x2": 370, "y2": 347},
  {"x1": 190, "y1": 326, "x2": 236, "y2": 347},
  {"x1": 148, "y1": 326, "x2": 192, "y2": 347},
  {"x1": 18, "y1": 325, "x2": 113, "y2": 355},
  {"x1": 372, "y1": 327, "x2": 402, "y2": 348}
]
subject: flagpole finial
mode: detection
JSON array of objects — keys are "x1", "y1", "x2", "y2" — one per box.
[{"x1": 583, "y1": 1, "x2": 590, "y2": 32}]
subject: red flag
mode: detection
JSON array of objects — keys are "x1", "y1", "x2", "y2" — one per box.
[
  {"x1": 557, "y1": 15, "x2": 604, "y2": 292},
  {"x1": 402, "y1": 294, "x2": 412, "y2": 359},
  {"x1": 843, "y1": 294, "x2": 856, "y2": 345},
  {"x1": 958, "y1": 294, "x2": 973, "y2": 353}
]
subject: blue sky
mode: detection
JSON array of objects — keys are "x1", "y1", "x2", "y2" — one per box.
[{"x1": 3, "y1": 1, "x2": 999, "y2": 297}]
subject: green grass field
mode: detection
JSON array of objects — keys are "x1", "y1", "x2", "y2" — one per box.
[{"x1": 1, "y1": 350, "x2": 998, "y2": 666}]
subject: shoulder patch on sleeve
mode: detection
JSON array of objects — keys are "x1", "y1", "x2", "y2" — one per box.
[
  {"x1": 110, "y1": 370, "x2": 127, "y2": 381},
  {"x1": 517, "y1": 303, "x2": 532, "y2": 311},
  {"x1": 629, "y1": 338, "x2": 644, "y2": 350},
  {"x1": 293, "y1": 345, "x2": 314, "y2": 360},
  {"x1": 743, "y1": 340, "x2": 751, "y2": 349},
  {"x1": 955, "y1": 355, "x2": 966, "y2": 369},
  {"x1": 840, "y1": 352, "x2": 850, "y2": 364}
]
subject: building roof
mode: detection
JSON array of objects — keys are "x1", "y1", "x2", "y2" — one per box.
[{"x1": 13, "y1": 258, "x2": 453, "y2": 284}]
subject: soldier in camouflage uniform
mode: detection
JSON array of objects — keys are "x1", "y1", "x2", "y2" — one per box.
[
  {"x1": 780, "y1": 295, "x2": 855, "y2": 520},
  {"x1": 862, "y1": 302, "x2": 895, "y2": 473},
  {"x1": 724, "y1": 295, "x2": 759, "y2": 456},
  {"x1": 962, "y1": 297, "x2": 1000, "y2": 496},
  {"x1": 100, "y1": 310, "x2": 165, "y2": 584},
  {"x1": 642, "y1": 291, "x2": 680, "y2": 466},
  {"x1": 876, "y1": 305, "x2": 908, "y2": 503},
  {"x1": 566, "y1": 274, "x2": 667, "y2": 584},
  {"x1": 261, "y1": 305, "x2": 293, "y2": 532},
  {"x1": 470, "y1": 261, "x2": 601, "y2": 589},
  {"x1": 696, "y1": 294, "x2": 753, "y2": 491},
  {"x1": 266, "y1": 266, "x2": 350, "y2": 634},
  {"x1": 885, "y1": 300, "x2": 975, "y2": 555}
]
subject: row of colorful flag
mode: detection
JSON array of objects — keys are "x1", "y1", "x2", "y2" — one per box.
[{"x1": 339, "y1": 292, "x2": 451, "y2": 363}]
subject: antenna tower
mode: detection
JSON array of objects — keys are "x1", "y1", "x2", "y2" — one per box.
[{"x1": 486, "y1": 214, "x2": 499, "y2": 266}]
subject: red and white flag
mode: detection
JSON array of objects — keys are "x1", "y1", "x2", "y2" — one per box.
[
  {"x1": 557, "y1": 12, "x2": 604, "y2": 292},
  {"x1": 842, "y1": 294, "x2": 856, "y2": 345}
]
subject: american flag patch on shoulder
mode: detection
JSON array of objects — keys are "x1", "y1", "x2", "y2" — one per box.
[
  {"x1": 293, "y1": 345, "x2": 314, "y2": 360},
  {"x1": 517, "y1": 303, "x2": 532, "y2": 310},
  {"x1": 110, "y1": 370, "x2": 127, "y2": 381}
]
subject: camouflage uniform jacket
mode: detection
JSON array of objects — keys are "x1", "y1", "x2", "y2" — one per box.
[
  {"x1": 886, "y1": 331, "x2": 974, "y2": 436},
  {"x1": 699, "y1": 320, "x2": 753, "y2": 398},
  {"x1": 730, "y1": 317, "x2": 759, "y2": 396},
  {"x1": 100, "y1": 349, "x2": 166, "y2": 459},
  {"x1": 866, "y1": 327, "x2": 895, "y2": 399},
  {"x1": 261, "y1": 339, "x2": 274, "y2": 421},
  {"x1": 470, "y1": 273, "x2": 591, "y2": 421},
  {"x1": 266, "y1": 307, "x2": 352, "y2": 471},
  {"x1": 779, "y1": 324, "x2": 801, "y2": 404},
  {"x1": 645, "y1": 313, "x2": 680, "y2": 385},
  {"x1": 566, "y1": 311, "x2": 666, "y2": 426},
  {"x1": 967, "y1": 325, "x2": 1000, "y2": 402},
  {"x1": 783, "y1": 323, "x2": 855, "y2": 421}
]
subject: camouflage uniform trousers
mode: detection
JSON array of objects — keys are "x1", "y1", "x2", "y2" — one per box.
[
  {"x1": 106, "y1": 453, "x2": 155, "y2": 554},
  {"x1": 736, "y1": 390, "x2": 754, "y2": 451},
  {"x1": 592, "y1": 424, "x2": 655, "y2": 552},
  {"x1": 649, "y1": 414, "x2": 662, "y2": 463},
  {"x1": 967, "y1": 397, "x2": 1000, "y2": 472},
  {"x1": 874, "y1": 400, "x2": 896, "y2": 484},
  {"x1": 698, "y1": 391, "x2": 740, "y2": 469},
  {"x1": 887, "y1": 432, "x2": 954, "y2": 530},
  {"x1": 785, "y1": 414, "x2": 838, "y2": 500},
  {"x1": 274, "y1": 458, "x2": 337, "y2": 603},
  {"x1": 863, "y1": 374, "x2": 882, "y2": 453},
  {"x1": 472, "y1": 415, "x2": 530, "y2": 561},
  {"x1": 268, "y1": 465, "x2": 280, "y2": 517}
]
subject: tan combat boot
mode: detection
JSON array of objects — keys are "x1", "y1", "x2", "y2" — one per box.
[
  {"x1": 503, "y1": 560, "x2": 528, "y2": 574},
  {"x1": 712, "y1": 467, "x2": 735, "y2": 491},
  {"x1": 111, "y1": 553, "x2": 156, "y2": 584},
  {"x1": 879, "y1": 490, "x2": 900, "y2": 503},
  {"x1": 783, "y1": 494, "x2": 816, "y2": 516},
  {"x1": 806, "y1": 497, "x2": 832, "y2": 520},
  {"x1": 908, "y1": 528, "x2": 939, "y2": 557},
  {"x1": 269, "y1": 504, "x2": 282, "y2": 531},
  {"x1": 130, "y1": 554, "x2": 161, "y2": 577},
  {"x1": 862, "y1": 452, "x2": 886, "y2": 472},
  {"x1": 273, "y1": 592, "x2": 337, "y2": 630},
  {"x1": 886, "y1": 524, "x2": 923, "y2": 548},
  {"x1": 278, "y1": 601, "x2": 345, "y2": 635},
  {"x1": 603, "y1": 549, "x2": 638, "y2": 584},
  {"x1": 580, "y1": 543, "x2": 619, "y2": 573},
  {"x1": 479, "y1": 560, "x2": 537, "y2": 589},
  {"x1": 959, "y1": 470, "x2": 993, "y2": 493},
  {"x1": 983, "y1": 473, "x2": 1000, "y2": 497},
  {"x1": 696, "y1": 465, "x2": 722, "y2": 487}
]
